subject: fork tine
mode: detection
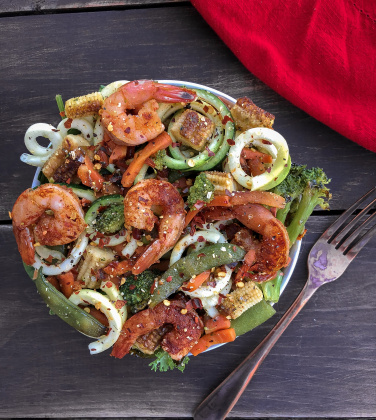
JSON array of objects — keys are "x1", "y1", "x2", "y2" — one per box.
[
  {"x1": 331, "y1": 196, "x2": 376, "y2": 246},
  {"x1": 323, "y1": 186, "x2": 376, "y2": 241},
  {"x1": 344, "y1": 219, "x2": 376, "y2": 259}
]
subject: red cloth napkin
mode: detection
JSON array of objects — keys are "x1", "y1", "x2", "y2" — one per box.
[{"x1": 191, "y1": 0, "x2": 376, "y2": 152}]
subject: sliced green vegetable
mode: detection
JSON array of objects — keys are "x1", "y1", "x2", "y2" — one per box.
[
  {"x1": 149, "y1": 243, "x2": 245, "y2": 308},
  {"x1": 259, "y1": 271, "x2": 284, "y2": 303},
  {"x1": 231, "y1": 300, "x2": 276, "y2": 336},
  {"x1": 23, "y1": 264, "x2": 106, "y2": 338},
  {"x1": 85, "y1": 194, "x2": 124, "y2": 227},
  {"x1": 56, "y1": 183, "x2": 96, "y2": 202}
]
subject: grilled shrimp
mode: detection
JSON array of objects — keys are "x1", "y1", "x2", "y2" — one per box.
[
  {"x1": 111, "y1": 295, "x2": 203, "y2": 360},
  {"x1": 101, "y1": 80, "x2": 196, "y2": 146},
  {"x1": 202, "y1": 204, "x2": 290, "y2": 278},
  {"x1": 12, "y1": 184, "x2": 86, "y2": 265},
  {"x1": 123, "y1": 179, "x2": 185, "y2": 275}
]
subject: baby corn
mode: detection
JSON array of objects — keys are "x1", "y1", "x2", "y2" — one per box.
[
  {"x1": 65, "y1": 92, "x2": 103, "y2": 119},
  {"x1": 204, "y1": 171, "x2": 239, "y2": 196},
  {"x1": 220, "y1": 281, "x2": 263, "y2": 319}
]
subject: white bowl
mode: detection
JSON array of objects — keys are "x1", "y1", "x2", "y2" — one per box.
[{"x1": 32, "y1": 80, "x2": 300, "y2": 352}]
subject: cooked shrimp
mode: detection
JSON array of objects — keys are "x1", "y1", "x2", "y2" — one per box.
[
  {"x1": 12, "y1": 184, "x2": 86, "y2": 266},
  {"x1": 101, "y1": 80, "x2": 196, "y2": 146},
  {"x1": 202, "y1": 204, "x2": 290, "y2": 279},
  {"x1": 111, "y1": 295, "x2": 203, "y2": 360},
  {"x1": 123, "y1": 179, "x2": 185, "y2": 275}
]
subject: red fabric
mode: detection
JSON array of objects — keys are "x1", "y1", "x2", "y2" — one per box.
[{"x1": 191, "y1": 0, "x2": 376, "y2": 152}]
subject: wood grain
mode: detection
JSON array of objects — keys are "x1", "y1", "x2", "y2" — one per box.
[
  {"x1": 1, "y1": 216, "x2": 376, "y2": 418},
  {"x1": 0, "y1": 0, "x2": 188, "y2": 15},
  {"x1": 1, "y1": 7, "x2": 376, "y2": 220}
]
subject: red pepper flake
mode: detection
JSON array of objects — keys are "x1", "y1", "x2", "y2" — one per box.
[
  {"x1": 203, "y1": 105, "x2": 209, "y2": 113},
  {"x1": 125, "y1": 127, "x2": 131, "y2": 134},
  {"x1": 64, "y1": 118, "x2": 72, "y2": 129},
  {"x1": 32, "y1": 269, "x2": 38, "y2": 280},
  {"x1": 179, "y1": 273, "x2": 184, "y2": 278},
  {"x1": 227, "y1": 138, "x2": 235, "y2": 146},
  {"x1": 115, "y1": 300, "x2": 126, "y2": 309},
  {"x1": 197, "y1": 253, "x2": 206, "y2": 258},
  {"x1": 59, "y1": 111, "x2": 66, "y2": 118},
  {"x1": 225, "y1": 189, "x2": 233, "y2": 197},
  {"x1": 132, "y1": 228, "x2": 141, "y2": 240},
  {"x1": 197, "y1": 236, "x2": 205, "y2": 242},
  {"x1": 129, "y1": 284, "x2": 136, "y2": 290},
  {"x1": 98, "y1": 238, "x2": 105, "y2": 248},
  {"x1": 105, "y1": 281, "x2": 113, "y2": 288},
  {"x1": 222, "y1": 115, "x2": 233, "y2": 125},
  {"x1": 218, "y1": 293, "x2": 227, "y2": 304},
  {"x1": 171, "y1": 142, "x2": 179, "y2": 148},
  {"x1": 205, "y1": 146, "x2": 215, "y2": 157},
  {"x1": 194, "y1": 200, "x2": 206, "y2": 210},
  {"x1": 166, "y1": 276, "x2": 173, "y2": 283},
  {"x1": 262, "y1": 139, "x2": 272, "y2": 145},
  {"x1": 52, "y1": 128, "x2": 60, "y2": 132},
  {"x1": 150, "y1": 280, "x2": 156, "y2": 294},
  {"x1": 138, "y1": 196, "x2": 148, "y2": 203},
  {"x1": 194, "y1": 316, "x2": 199, "y2": 324},
  {"x1": 191, "y1": 298, "x2": 203, "y2": 309},
  {"x1": 266, "y1": 167, "x2": 271, "y2": 173},
  {"x1": 233, "y1": 246, "x2": 237, "y2": 252}
]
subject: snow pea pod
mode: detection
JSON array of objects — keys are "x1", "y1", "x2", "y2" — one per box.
[
  {"x1": 230, "y1": 300, "x2": 276, "y2": 336},
  {"x1": 23, "y1": 264, "x2": 107, "y2": 338},
  {"x1": 149, "y1": 243, "x2": 245, "y2": 308}
]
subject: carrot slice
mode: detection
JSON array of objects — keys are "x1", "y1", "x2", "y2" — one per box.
[
  {"x1": 57, "y1": 271, "x2": 75, "y2": 298},
  {"x1": 109, "y1": 145, "x2": 128, "y2": 164},
  {"x1": 247, "y1": 158, "x2": 266, "y2": 176},
  {"x1": 121, "y1": 132, "x2": 172, "y2": 187},
  {"x1": 204, "y1": 315, "x2": 231, "y2": 334},
  {"x1": 241, "y1": 148, "x2": 273, "y2": 163},
  {"x1": 190, "y1": 328, "x2": 236, "y2": 356},
  {"x1": 77, "y1": 155, "x2": 105, "y2": 191},
  {"x1": 181, "y1": 270, "x2": 211, "y2": 292}
]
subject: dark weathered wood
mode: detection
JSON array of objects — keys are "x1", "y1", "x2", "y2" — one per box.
[
  {"x1": 0, "y1": 0, "x2": 187, "y2": 15},
  {"x1": 1, "y1": 7, "x2": 376, "y2": 220},
  {"x1": 1, "y1": 216, "x2": 376, "y2": 417}
]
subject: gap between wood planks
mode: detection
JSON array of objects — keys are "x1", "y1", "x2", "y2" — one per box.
[{"x1": 0, "y1": 0, "x2": 190, "y2": 18}]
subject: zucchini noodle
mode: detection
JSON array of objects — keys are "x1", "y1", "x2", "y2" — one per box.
[
  {"x1": 69, "y1": 289, "x2": 123, "y2": 354},
  {"x1": 57, "y1": 118, "x2": 94, "y2": 145},
  {"x1": 170, "y1": 230, "x2": 226, "y2": 266},
  {"x1": 32, "y1": 232, "x2": 89, "y2": 275},
  {"x1": 21, "y1": 123, "x2": 64, "y2": 167}
]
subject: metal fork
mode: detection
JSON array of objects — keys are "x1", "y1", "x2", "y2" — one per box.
[{"x1": 194, "y1": 186, "x2": 376, "y2": 420}]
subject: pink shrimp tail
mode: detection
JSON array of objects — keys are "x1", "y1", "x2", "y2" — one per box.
[
  {"x1": 132, "y1": 241, "x2": 162, "y2": 275},
  {"x1": 153, "y1": 83, "x2": 197, "y2": 103}
]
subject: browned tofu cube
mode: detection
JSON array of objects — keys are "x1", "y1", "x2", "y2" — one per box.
[
  {"x1": 170, "y1": 109, "x2": 214, "y2": 151},
  {"x1": 231, "y1": 97, "x2": 275, "y2": 131}
]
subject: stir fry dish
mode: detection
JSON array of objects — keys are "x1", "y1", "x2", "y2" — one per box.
[{"x1": 12, "y1": 80, "x2": 331, "y2": 372}]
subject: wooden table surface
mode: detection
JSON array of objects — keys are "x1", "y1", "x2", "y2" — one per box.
[{"x1": 1, "y1": 2, "x2": 376, "y2": 418}]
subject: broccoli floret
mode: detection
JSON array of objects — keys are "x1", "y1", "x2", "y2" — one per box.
[
  {"x1": 271, "y1": 164, "x2": 331, "y2": 245},
  {"x1": 95, "y1": 204, "x2": 125, "y2": 234},
  {"x1": 152, "y1": 149, "x2": 167, "y2": 171},
  {"x1": 119, "y1": 270, "x2": 159, "y2": 313},
  {"x1": 186, "y1": 173, "x2": 215, "y2": 209}
]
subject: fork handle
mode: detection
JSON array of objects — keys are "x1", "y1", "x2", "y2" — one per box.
[{"x1": 194, "y1": 282, "x2": 317, "y2": 420}]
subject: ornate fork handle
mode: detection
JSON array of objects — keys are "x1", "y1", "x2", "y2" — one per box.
[{"x1": 194, "y1": 282, "x2": 318, "y2": 420}]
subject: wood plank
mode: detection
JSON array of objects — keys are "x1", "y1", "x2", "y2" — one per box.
[
  {"x1": 1, "y1": 215, "x2": 376, "y2": 418},
  {"x1": 1, "y1": 8, "x2": 376, "y2": 221},
  {"x1": 0, "y1": 0, "x2": 188, "y2": 15}
]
